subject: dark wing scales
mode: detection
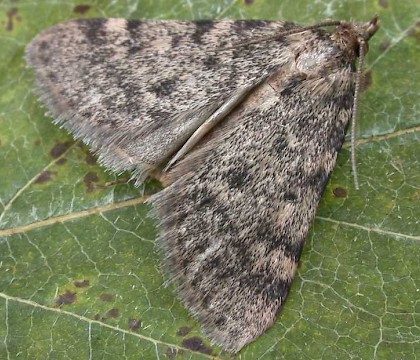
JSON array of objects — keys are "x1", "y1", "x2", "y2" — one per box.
[
  {"x1": 26, "y1": 19, "x2": 298, "y2": 182},
  {"x1": 150, "y1": 57, "x2": 355, "y2": 351}
]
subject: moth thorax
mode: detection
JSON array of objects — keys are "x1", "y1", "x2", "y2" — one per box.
[
  {"x1": 332, "y1": 24, "x2": 362, "y2": 59},
  {"x1": 294, "y1": 44, "x2": 337, "y2": 73},
  {"x1": 332, "y1": 16, "x2": 379, "y2": 59}
]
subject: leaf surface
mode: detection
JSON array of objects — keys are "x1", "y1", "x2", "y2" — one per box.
[{"x1": 0, "y1": 0, "x2": 419, "y2": 358}]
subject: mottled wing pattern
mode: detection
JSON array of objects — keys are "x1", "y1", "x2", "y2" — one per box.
[
  {"x1": 26, "y1": 17, "x2": 374, "y2": 352},
  {"x1": 26, "y1": 19, "x2": 298, "y2": 182},
  {"x1": 151, "y1": 29, "x2": 356, "y2": 351}
]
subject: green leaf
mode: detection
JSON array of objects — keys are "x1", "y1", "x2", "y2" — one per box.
[{"x1": 0, "y1": 0, "x2": 419, "y2": 359}]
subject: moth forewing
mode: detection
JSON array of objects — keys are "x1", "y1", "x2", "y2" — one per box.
[
  {"x1": 164, "y1": 79, "x2": 266, "y2": 172},
  {"x1": 151, "y1": 19, "x2": 379, "y2": 352}
]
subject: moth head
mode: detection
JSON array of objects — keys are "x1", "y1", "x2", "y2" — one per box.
[
  {"x1": 360, "y1": 15, "x2": 380, "y2": 41},
  {"x1": 332, "y1": 16, "x2": 379, "y2": 58}
]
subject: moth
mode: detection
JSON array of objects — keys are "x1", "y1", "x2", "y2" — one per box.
[{"x1": 26, "y1": 17, "x2": 379, "y2": 352}]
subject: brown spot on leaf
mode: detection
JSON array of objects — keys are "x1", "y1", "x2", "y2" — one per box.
[
  {"x1": 85, "y1": 151, "x2": 97, "y2": 165},
  {"x1": 74, "y1": 279, "x2": 90, "y2": 288},
  {"x1": 166, "y1": 348, "x2": 178, "y2": 359},
  {"x1": 181, "y1": 337, "x2": 212, "y2": 355},
  {"x1": 407, "y1": 22, "x2": 420, "y2": 42},
  {"x1": 379, "y1": 40, "x2": 391, "y2": 52},
  {"x1": 35, "y1": 170, "x2": 55, "y2": 184},
  {"x1": 94, "y1": 314, "x2": 101, "y2": 320},
  {"x1": 333, "y1": 187, "x2": 348, "y2": 198},
  {"x1": 73, "y1": 4, "x2": 91, "y2": 14},
  {"x1": 128, "y1": 318, "x2": 141, "y2": 331},
  {"x1": 84, "y1": 171, "x2": 99, "y2": 183},
  {"x1": 50, "y1": 141, "x2": 72, "y2": 158},
  {"x1": 6, "y1": 8, "x2": 19, "y2": 31},
  {"x1": 177, "y1": 326, "x2": 191, "y2": 336},
  {"x1": 106, "y1": 308, "x2": 120, "y2": 318},
  {"x1": 56, "y1": 158, "x2": 67, "y2": 165},
  {"x1": 362, "y1": 70, "x2": 372, "y2": 91},
  {"x1": 34, "y1": 140, "x2": 41, "y2": 146},
  {"x1": 378, "y1": 0, "x2": 388, "y2": 7},
  {"x1": 244, "y1": 0, "x2": 254, "y2": 4},
  {"x1": 56, "y1": 290, "x2": 77, "y2": 306},
  {"x1": 100, "y1": 293, "x2": 114, "y2": 302},
  {"x1": 84, "y1": 171, "x2": 100, "y2": 192}
]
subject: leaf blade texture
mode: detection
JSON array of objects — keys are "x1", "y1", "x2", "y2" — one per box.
[{"x1": 0, "y1": 0, "x2": 419, "y2": 358}]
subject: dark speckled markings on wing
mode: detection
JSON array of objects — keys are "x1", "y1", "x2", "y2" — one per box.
[
  {"x1": 26, "y1": 16, "x2": 379, "y2": 352},
  {"x1": 192, "y1": 20, "x2": 215, "y2": 44}
]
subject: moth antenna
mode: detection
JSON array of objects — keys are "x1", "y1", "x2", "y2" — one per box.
[
  {"x1": 351, "y1": 37, "x2": 367, "y2": 190},
  {"x1": 228, "y1": 20, "x2": 342, "y2": 48},
  {"x1": 273, "y1": 20, "x2": 343, "y2": 38}
]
